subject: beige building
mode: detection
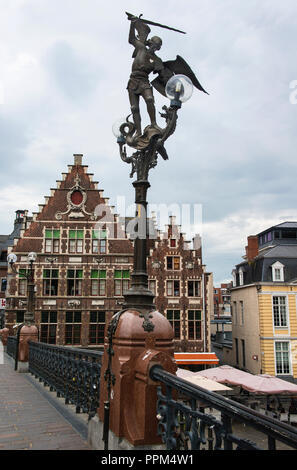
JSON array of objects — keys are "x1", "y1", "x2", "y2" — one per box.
[{"x1": 229, "y1": 223, "x2": 297, "y2": 382}]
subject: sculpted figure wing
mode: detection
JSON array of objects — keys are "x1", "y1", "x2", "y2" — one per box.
[{"x1": 151, "y1": 55, "x2": 209, "y2": 97}]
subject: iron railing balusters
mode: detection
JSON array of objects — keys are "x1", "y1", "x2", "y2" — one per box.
[
  {"x1": 151, "y1": 365, "x2": 297, "y2": 451},
  {"x1": 26, "y1": 341, "x2": 102, "y2": 417}
]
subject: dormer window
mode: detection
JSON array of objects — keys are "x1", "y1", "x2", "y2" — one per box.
[
  {"x1": 272, "y1": 261, "x2": 284, "y2": 282},
  {"x1": 232, "y1": 269, "x2": 236, "y2": 287},
  {"x1": 239, "y1": 268, "x2": 244, "y2": 286}
]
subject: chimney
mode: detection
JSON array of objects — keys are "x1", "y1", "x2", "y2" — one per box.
[
  {"x1": 15, "y1": 210, "x2": 25, "y2": 226},
  {"x1": 73, "y1": 154, "x2": 83, "y2": 166},
  {"x1": 245, "y1": 235, "x2": 259, "y2": 262}
]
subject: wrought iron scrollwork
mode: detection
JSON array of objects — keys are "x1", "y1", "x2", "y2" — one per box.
[
  {"x1": 151, "y1": 366, "x2": 297, "y2": 451},
  {"x1": 27, "y1": 341, "x2": 103, "y2": 420},
  {"x1": 118, "y1": 106, "x2": 178, "y2": 181}
]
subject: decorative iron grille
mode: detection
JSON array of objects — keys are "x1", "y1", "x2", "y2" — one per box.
[
  {"x1": 28, "y1": 341, "x2": 103, "y2": 419},
  {"x1": 150, "y1": 365, "x2": 297, "y2": 450}
]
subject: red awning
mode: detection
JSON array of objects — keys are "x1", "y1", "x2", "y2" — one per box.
[{"x1": 174, "y1": 352, "x2": 219, "y2": 365}]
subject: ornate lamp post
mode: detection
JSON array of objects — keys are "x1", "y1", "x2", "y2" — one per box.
[
  {"x1": 96, "y1": 13, "x2": 208, "y2": 450},
  {"x1": 7, "y1": 252, "x2": 39, "y2": 372}
]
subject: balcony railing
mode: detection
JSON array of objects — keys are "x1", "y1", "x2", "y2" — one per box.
[
  {"x1": 28, "y1": 341, "x2": 103, "y2": 419},
  {"x1": 150, "y1": 365, "x2": 297, "y2": 450}
]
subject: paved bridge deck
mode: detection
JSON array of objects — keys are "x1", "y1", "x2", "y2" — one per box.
[{"x1": 0, "y1": 353, "x2": 91, "y2": 450}]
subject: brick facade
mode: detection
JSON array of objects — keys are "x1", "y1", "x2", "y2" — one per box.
[{"x1": 5, "y1": 155, "x2": 212, "y2": 353}]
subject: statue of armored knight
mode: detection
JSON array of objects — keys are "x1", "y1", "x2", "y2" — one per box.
[{"x1": 125, "y1": 12, "x2": 208, "y2": 148}]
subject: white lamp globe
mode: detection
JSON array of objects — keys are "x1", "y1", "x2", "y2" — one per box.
[
  {"x1": 27, "y1": 252, "x2": 37, "y2": 262},
  {"x1": 165, "y1": 74, "x2": 193, "y2": 103},
  {"x1": 7, "y1": 253, "x2": 17, "y2": 264},
  {"x1": 112, "y1": 117, "x2": 128, "y2": 139}
]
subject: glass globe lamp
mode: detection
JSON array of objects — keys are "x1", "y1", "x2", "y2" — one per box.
[
  {"x1": 112, "y1": 117, "x2": 127, "y2": 144},
  {"x1": 27, "y1": 252, "x2": 37, "y2": 262},
  {"x1": 165, "y1": 74, "x2": 193, "y2": 108},
  {"x1": 7, "y1": 253, "x2": 17, "y2": 265}
]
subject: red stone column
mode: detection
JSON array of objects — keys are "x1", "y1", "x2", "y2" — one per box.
[
  {"x1": 0, "y1": 328, "x2": 9, "y2": 346},
  {"x1": 18, "y1": 325, "x2": 38, "y2": 362},
  {"x1": 98, "y1": 309, "x2": 177, "y2": 447}
]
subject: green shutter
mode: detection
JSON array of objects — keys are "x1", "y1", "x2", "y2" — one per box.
[
  {"x1": 91, "y1": 270, "x2": 98, "y2": 279},
  {"x1": 114, "y1": 270, "x2": 122, "y2": 279},
  {"x1": 45, "y1": 229, "x2": 52, "y2": 238},
  {"x1": 122, "y1": 270, "x2": 130, "y2": 279},
  {"x1": 19, "y1": 269, "x2": 27, "y2": 278},
  {"x1": 43, "y1": 269, "x2": 51, "y2": 279},
  {"x1": 53, "y1": 230, "x2": 60, "y2": 239},
  {"x1": 99, "y1": 270, "x2": 106, "y2": 279},
  {"x1": 92, "y1": 229, "x2": 106, "y2": 239},
  {"x1": 92, "y1": 230, "x2": 98, "y2": 239},
  {"x1": 77, "y1": 270, "x2": 83, "y2": 279},
  {"x1": 69, "y1": 230, "x2": 76, "y2": 239},
  {"x1": 77, "y1": 230, "x2": 84, "y2": 239}
]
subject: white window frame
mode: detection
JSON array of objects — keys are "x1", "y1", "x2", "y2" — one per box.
[
  {"x1": 232, "y1": 270, "x2": 236, "y2": 287},
  {"x1": 272, "y1": 261, "x2": 284, "y2": 282},
  {"x1": 272, "y1": 295, "x2": 288, "y2": 328},
  {"x1": 239, "y1": 268, "x2": 244, "y2": 286},
  {"x1": 275, "y1": 341, "x2": 291, "y2": 375}
]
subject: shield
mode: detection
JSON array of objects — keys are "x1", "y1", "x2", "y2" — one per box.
[{"x1": 151, "y1": 55, "x2": 209, "y2": 97}]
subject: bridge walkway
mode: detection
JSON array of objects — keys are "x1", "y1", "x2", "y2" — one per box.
[{"x1": 0, "y1": 353, "x2": 91, "y2": 450}]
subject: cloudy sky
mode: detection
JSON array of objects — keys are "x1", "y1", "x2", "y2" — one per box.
[{"x1": 0, "y1": 0, "x2": 297, "y2": 285}]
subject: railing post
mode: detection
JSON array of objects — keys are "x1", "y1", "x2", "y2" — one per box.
[{"x1": 221, "y1": 413, "x2": 233, "y2": 450}]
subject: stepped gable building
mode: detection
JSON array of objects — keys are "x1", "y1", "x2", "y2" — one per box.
[
  {"x1": 230, "y1": 222, "x2": 297, "y2": 381},
  {"x1": 5, "y1": 154, "x2": 212, "y2": 355},
  {"x1": 0, "y1": 211, "x2": 31, "y2": 328}
]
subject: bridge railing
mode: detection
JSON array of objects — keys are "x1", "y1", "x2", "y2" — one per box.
[
  {"x1": 28, "y1": 341, "x2": 103, "y2": 419},
  {"x1": 150, "y1": 365, "x2": 297, "y2": 451},
  {"x1": 6, "y1": 336, "x2": 18, "y2": 360}
]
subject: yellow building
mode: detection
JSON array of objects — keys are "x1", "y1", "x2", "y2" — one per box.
[{"x1": 230, "y1": 223, "x2": 297, "y2": 383}]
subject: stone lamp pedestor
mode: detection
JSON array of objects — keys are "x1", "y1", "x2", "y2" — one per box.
[
  {"x1": 17, "y1": 324, "x2": 38, "y2": 372},
  {"x1": 97, "y1": 308, "x2": 177, "y2": 448}
]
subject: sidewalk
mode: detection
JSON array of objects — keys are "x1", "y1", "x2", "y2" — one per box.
[{"x1": 0, "y1": 353, "x2": 91, "y2": 450}]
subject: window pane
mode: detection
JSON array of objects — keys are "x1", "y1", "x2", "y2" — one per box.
[
  {"x1": 167, "y1": 257, "x2": 173, "y2": 269},
  {"x1": 92, "y1": 240, "x2": 99, "y2": 252},
  {"x1": 50, "y1": 312, "x2": 57, "y2": 323},
  {"x1": 91, "y1": 280, "x2": 98, "y2": 295},
  {"x1": 74, "y1": 312, "x2": 81, "y2": 323},
  {"x1": 90, "y1": 311, "x2": 97, "y2": 323},
  {"x1": 98, "y1": 311, "x2": 105, "y2": 323},
  {"x1": 66, "y1": 312, "x2": 73, "y2": 323},
  {"x1": 53, "y1": 239, "x2": 59, "y2": 253},
  {"x1": 41, "y1": 311, "x2": 49, "y2": 323}
]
